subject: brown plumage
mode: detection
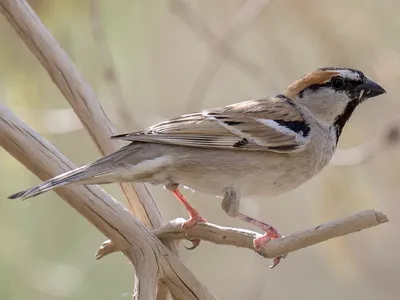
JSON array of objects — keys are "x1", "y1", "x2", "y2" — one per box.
[
  {"x1": 284, "y1": 69, "x2": 340, "y2": 99},
  {"x1": 112, "y1": 97, "x2": 309, "y2": 152}
]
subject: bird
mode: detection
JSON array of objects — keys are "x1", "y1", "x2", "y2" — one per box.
[{"x1": 8, "y1": 67, "x2": 386, "y2": 268}]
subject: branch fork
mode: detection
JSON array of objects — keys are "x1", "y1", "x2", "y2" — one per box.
[{"x1": 96, "y1": 211, "x2": 388, "y2": 262}]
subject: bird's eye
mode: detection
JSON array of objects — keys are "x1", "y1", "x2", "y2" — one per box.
[{"x1": 331, "y1": 77, "x2": 345, "y2": 89}]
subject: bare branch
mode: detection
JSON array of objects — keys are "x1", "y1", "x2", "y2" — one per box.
[
  {"x1": 0, "y1": 0, "x2": 177, "y2": 298},
  {"x1": 0, "y1": 0, "x2": 161, "y2": 229},
  {"x1": 0, "y1": 103, "x2": 215, "y2": 300},
  {"x1": 96, "y1": 211, "x2": 388, "y2": 264},
  {"x1": 95, "y1": 239, "x2": 117, "y2": 260},
  {"x1": 154, "y1": 210, "x2": 388, "y2": 259}
]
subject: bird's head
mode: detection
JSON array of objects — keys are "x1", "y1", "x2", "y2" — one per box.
[{"x1": 283, "y1": 67, "x2": 386, "y2": 137}]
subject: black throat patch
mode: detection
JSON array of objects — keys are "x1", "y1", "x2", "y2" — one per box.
[{"x1": 333, "y1": 99, "x2": 359, "y2": 142}]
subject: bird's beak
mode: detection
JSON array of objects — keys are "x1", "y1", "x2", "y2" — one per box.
[{"x1": 356, "y1": 78, "x2": 386, "y2": 100}]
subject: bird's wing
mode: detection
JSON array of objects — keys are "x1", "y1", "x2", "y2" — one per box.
[{"x1": 112, "y1": 97, "x2": 311, "y2": 153}]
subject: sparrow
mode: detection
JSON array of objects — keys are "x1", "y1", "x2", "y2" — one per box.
[{"x1": 8, "y1": 67, "x2": 386, "y2": 268}]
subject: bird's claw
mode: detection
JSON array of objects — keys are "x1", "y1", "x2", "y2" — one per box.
[
  {"x1": 181, "y1": 215, "x2": 207, "y2": 250},
  {"x1": 253, "y1": 229, "x2": 287, "y2": 269},
  {"x1": 268, "y1": 254, "x2": 287, "y2": 269},
  {"x1": 184, "y1": 238, "x2": 201, "y2": 250}
]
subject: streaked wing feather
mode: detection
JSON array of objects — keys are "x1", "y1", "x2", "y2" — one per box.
[{"x1": 112, "y1": 98, "x2": 311, "y2": 153}]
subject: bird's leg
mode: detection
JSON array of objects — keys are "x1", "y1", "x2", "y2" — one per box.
[
  {"x1": 171, "y1": 188, "x2": 207, "y2": 228},
  {"x1": 221, "y1": 188, "x2": 286, "y2": 268},
  {"x1": 165, "y1": 184, "x2": 207, "y2": 250}
]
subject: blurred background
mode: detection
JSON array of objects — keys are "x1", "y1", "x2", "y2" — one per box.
[{"x1": 1, "y1": 0, "x2": 399, "y2": 299}]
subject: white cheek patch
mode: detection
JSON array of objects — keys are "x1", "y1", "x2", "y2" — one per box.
[
  {"x1": 358, "y1": 89, "x2": 365, "y2": 100},
  {"x1": 255, "y1": 119, "x2": 308, "y2": 144}
]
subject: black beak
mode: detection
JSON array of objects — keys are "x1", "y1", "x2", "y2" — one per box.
[{"x1": 356, "y1": 78, "x2": 386, "y2": 99}]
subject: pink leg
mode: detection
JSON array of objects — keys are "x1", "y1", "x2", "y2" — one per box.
[
  {"x1": 169, "y1": 187, "x2": 207, "y2": 250},
  {"x1": 237, "y1": 213, "x2": 286, "y2": 268}
]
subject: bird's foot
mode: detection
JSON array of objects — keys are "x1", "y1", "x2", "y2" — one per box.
[
  {"x1": 167, "y1": 185, "x2": 207, "y2": 250},
  {"x1": 182, "y1": 213, "x2": 207, "y2": 230},
  {"x1": 182, "y1": 213, "x2": 207, "y2": 250},
  {"x1": 236, "y1": 213, "x2": 287, "y2": 268},
  {"x1": 253, "y1": 226, "x2": 287, "y2": 268}
]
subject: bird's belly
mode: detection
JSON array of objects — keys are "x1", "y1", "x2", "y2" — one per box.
[
  {"x1": 237, "y1": 167, "x2": 313, "y2": 197},
  {"x1": 175, "y1": 169, "x2": 311, "y2": 197},
  {"x1": 172, "y1": 156, "x2": 317, "y2": 197}
]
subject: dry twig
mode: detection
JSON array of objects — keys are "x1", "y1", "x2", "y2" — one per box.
[
  {"x1": 96, "y1": 211, "x2": 388, "y2": 261},
  {"x1": 0, "y1": 0, "x2": 177, "y2": 299},
  {"x1": 0, "y1": 0, "x2": 160, "y2": 228},
  {"x1": 154, "y1": 211, "x2": 387, "y2": 258},
  {"x1": 0, "y1": 103, "x2": 215, "y2": 300}
]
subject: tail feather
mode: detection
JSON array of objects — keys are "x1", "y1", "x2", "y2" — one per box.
[
  {"x1": 8, "y1": 144, "x2": 145, "y2": 200},
  {"x1": 8, "y1": 165, "x2": 111, "y2": 200}
]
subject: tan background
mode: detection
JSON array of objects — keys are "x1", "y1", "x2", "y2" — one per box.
[{"x1": 1, "y1": 1, "x2": 399, "y2": 299}]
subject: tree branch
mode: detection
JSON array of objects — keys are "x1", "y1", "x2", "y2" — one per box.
[
  {"x1": 0, "y1": 0, "x2": 177, "y2": 299},
  {"x1": 0, "y1": 0, "x2": 162, "y2": 230},
  {"x1": 0, "y1": 103, "x2": 215, "y2": 300},
  {"x1": 153, "y1": 210, "x2": 388, "y2": 258},
  {"x1": 97, "y1": 210, "x2": 388, "y2": 262}
]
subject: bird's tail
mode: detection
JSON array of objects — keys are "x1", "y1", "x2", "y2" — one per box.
[{"x1": 8, "y1": 164, "x2": 115, "y2": 200}]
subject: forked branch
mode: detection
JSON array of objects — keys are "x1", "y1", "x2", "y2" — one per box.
[
  {"x1": 96, "y1": 211, "x2": 388, "y2": 261},
  {"x1": 0, "y1": 103, "x2": 215, "y2": 300}
]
